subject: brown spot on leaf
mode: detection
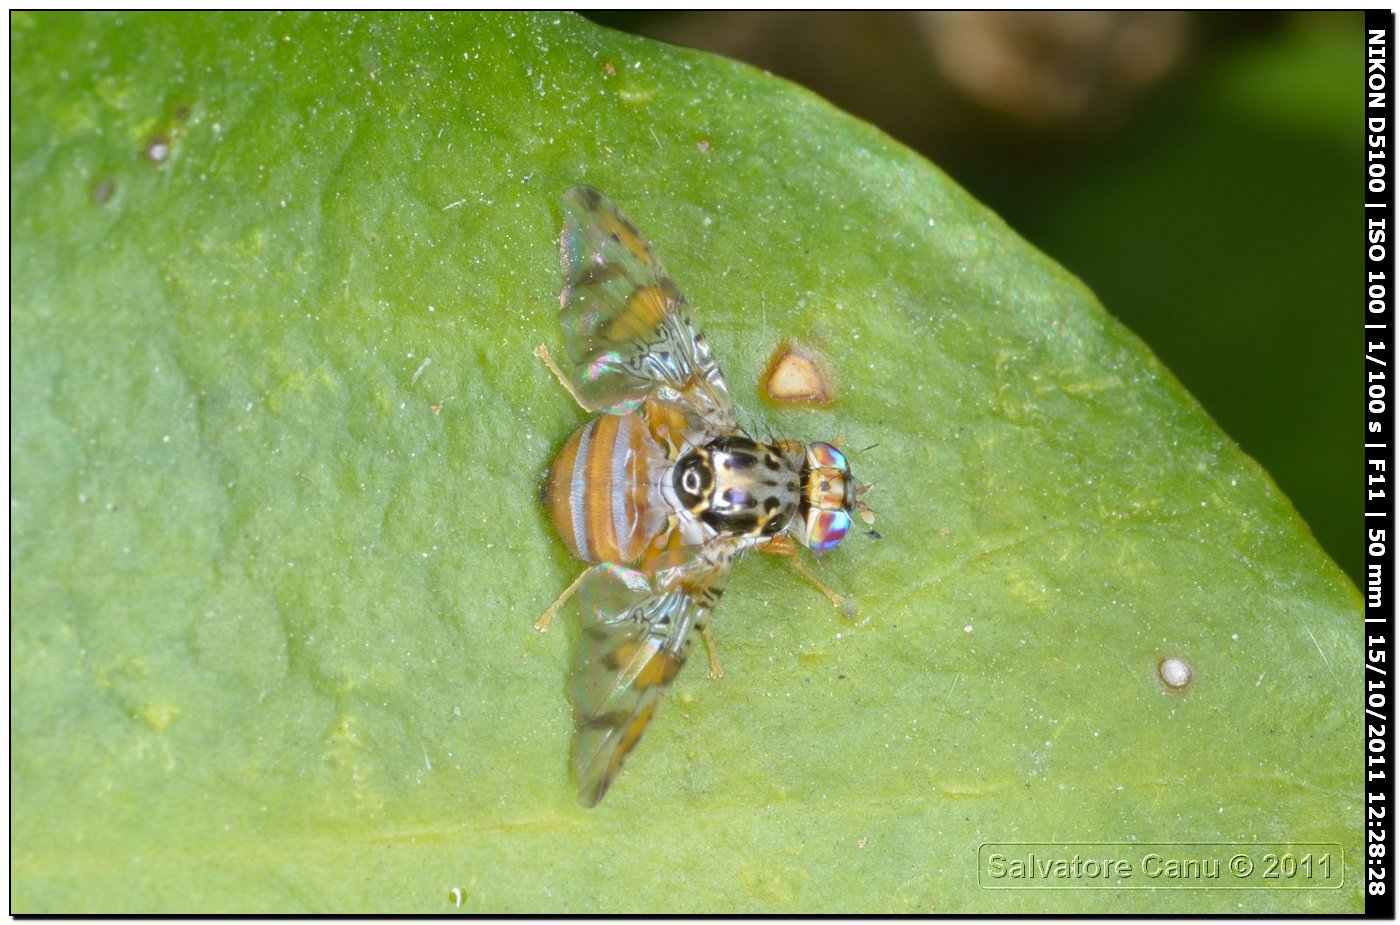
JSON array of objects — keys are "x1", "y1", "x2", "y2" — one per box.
[{"x1": 763, "y1": 341, "x2": 835, "y2": 406}]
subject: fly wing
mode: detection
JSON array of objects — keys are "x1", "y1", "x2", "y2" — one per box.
[
  {"x1": 557, "y1": 186, "x2": 735, "y2": 432},
  {"x1": 569, "y1": 555, "x2": 733, "y2": 806}
]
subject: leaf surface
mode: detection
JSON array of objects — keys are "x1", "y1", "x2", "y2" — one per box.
[{"x1": 11, "y1": 11, "x2": 1361, "y2": 913}]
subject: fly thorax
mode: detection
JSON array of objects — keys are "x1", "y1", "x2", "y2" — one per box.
[{"x1": 672, "y1": 437, "x2": 800, "y2": 539}]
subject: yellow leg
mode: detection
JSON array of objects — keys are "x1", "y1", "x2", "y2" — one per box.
[
  {"x1": 536, "y1": 566, "x2": 591, "y2": 632},
  {"x1": 783, "y1": 554, "x2": 847, "y2": 611},
  {"x1": 761, "y1": 537, "x2": 860, "y2": 620},
  {"x1": 701, "y1": 623, "x2": 725, "y2": 679},
  {"x1": 533, "y1": 344, "x2": 595, "y2": 412}
]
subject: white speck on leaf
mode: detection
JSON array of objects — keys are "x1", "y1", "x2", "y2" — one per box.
[
  {"x1": 1159, "y1": 656, "x2": 1192, "y2": 690},
  {"x1": 411, "y1": 357, "x2": 432, "y2": 385}
]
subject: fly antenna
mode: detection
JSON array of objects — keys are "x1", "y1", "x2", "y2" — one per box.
[{"x1": 853, "y1": 481, "x2": 876, "y2": 526}]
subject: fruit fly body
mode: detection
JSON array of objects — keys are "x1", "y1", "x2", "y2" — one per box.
[{"x1": 535, "y1": 186, "x2": 871, "y2": 806}]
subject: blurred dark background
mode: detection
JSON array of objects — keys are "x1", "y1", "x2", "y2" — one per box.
[{"x1": 588, "y1": 11, "x2": 1360, "y2": 586}]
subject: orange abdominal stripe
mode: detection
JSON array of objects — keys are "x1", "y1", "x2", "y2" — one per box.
[{"x1": 544, "y1": 413, "x2": 655, "y2": 564}]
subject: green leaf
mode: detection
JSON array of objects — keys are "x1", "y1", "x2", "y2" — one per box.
[{"x1": 11, "y1": 11, "x2": 1361, "y2": 913}]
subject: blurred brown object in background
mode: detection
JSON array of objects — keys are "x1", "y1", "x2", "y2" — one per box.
[
  {"x1": 922, "y1": 12, "x2": 1188, "y2": 130},
  {"x1": 640, "y1": 11, "x2": 1190, "y2": 151}
]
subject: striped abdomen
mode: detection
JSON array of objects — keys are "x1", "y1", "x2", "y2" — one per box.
[{"x1": 544, "y1": 412, "x2": 662, "y2": 564}]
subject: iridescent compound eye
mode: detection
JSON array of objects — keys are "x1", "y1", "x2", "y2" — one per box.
[
  {"x1": 807, "y1": 442, "x2": 849, "y2": 473},
  {"x1": 806, "y1": 508, "x2": 852, "y2": 552}
]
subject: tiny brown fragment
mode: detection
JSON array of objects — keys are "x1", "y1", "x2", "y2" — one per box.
[{"x1": 762, "y1": 341, "x2": 835, "y2": 406}]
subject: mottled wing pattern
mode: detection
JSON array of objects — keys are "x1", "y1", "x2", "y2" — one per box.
[
  {"x1": 570, "y1": 555, "x2": 734, "y2": 806},
  {"x1": 559, "y1": 186, "x2": 734, "y2": 432}
]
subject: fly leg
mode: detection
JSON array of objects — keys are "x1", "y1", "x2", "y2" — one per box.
[
  {"x1": 759, "y1": 535, "x2": 861, "y2": 621},
  {"x1": 700, "y1": 621, "x2": 725, "y2": 679},
  {"x1": 535, "y1": 565, "x2": 592, "y2": 632},
  {"x1": 533, "y1": 343, "x2": 598, "y2": 412}
]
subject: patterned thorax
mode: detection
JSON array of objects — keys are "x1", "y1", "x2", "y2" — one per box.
[{"x1": 672, "y1": 437, "x2": 801, "y2": 540}]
